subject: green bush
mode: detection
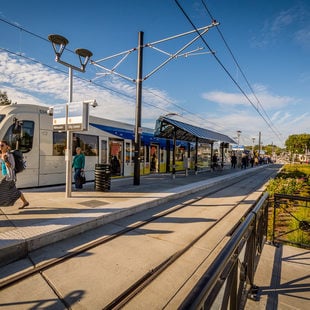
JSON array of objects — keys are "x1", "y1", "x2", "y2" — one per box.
[{"x1": 266, "y1": 164, "x2": 310, "y2": 247}]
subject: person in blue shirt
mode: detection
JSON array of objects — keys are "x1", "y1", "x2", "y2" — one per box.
[
  {"x1": 72, "y1": 147, "x2": 85, "y2": 189},
  {"x1": 0, "y1": 140, "x2": 29, "y2": 208}
]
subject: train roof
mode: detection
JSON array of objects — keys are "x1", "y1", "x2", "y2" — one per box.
[{"x1": 0, "y1": 103, "x2": 154, "y2": 133}]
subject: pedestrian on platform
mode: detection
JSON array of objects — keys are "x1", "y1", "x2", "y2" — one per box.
[
  {"x1": 72, "y1": 147, "x2": 85, "y2": 189},
  {"x1": 212, "y1": 153, "x2": 218, "y2": 171},
  {"x1": 231, "y1": 153, "x2": 237, "y2": 168},
  {"x1": 0, "y1": 140, "x2": 29, "y2": 209},
  {"x1": 241, "y1": 152, "x2": 247, "y2": 169}
]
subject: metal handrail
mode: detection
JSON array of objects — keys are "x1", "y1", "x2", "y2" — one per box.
[{"x1": 179, "y1": 192, "x2": 269, "y2": 310}]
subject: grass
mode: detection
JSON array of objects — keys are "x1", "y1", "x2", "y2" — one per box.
[{"x1": 266, "y1": 164, "x2": 310, "y2": 247}]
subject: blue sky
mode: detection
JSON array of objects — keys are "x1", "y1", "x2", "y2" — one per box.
[{"x1": 1, "y1": 0, "x2": 309, "y2": 148}]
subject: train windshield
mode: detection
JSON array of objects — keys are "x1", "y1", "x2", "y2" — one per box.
[{"x1": 3, "y1": 120, "x2": 34, "y2": 153}]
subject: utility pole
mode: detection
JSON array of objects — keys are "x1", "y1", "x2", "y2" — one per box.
[
  {"x1": 91, "y1": 21, "x2": 218, "y2": 185},
  {"x1": 134, "y1": 31, "x2": 144, "y2": 185},
  {"x1": 258, "y1": 131, "x2": 261, "y2": 156}
]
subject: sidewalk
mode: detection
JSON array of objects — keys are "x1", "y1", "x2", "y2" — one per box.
[
  {"x1": 0, "y1": 167, "x2": 248, "y2": 266},
  {"x1": 245, "y1": 243, "x2": 310, "y2": 310}
]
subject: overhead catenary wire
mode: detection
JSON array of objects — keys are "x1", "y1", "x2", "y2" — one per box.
[
  {"x1": 1, "y1": 15, "x2": 278, "y2": 145},
  {"x1": 0, "y1": 17, "x2": 237, "y2": 138},
  {"x1": 200, "y1": 0, "x2": 283, "y2": 140},
  {"x1": 175, "y1": 0, "x2": 283, "y2": 145}
]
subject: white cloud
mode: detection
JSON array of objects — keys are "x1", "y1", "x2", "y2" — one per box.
[
  {"x1": 201, "y1": 85, "x2": 295, "y2": 110},
  {"x1": 294, "y1": 27, "x2": 310, "y2": 49},
  {"x1": 1, "y1": 51, "x2": 307, "y2": 148},
  {"x1": 200, "y1": 85, "x2": 308, "y2": 147},
  {"x1": 202, "y1": 91, "x2": 246, "y2": 106},
  {"x1": 0, "y1": 51, "x2": 175, "y2": 125},
  {"x1": 251, "y1": 5, "x2": 310, "y2": 48}
]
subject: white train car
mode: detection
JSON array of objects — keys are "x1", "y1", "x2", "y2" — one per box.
[{"x1": 0, "y1": 104, "x2": 167, "y2": 188}]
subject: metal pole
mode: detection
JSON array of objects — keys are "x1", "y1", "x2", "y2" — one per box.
[
  {"x1": 221, "y1": 143, "x2": 224, "y2": 167},
  {"x1": 195, "y1": 137, "x2": 198, "y2": 175},
  {"x1": 172, "y1": 129, "x2": 176, "y2": 179},
  {"x1": 134, "y1": 31, "x2": 144, "y2": 185},
  {"x1": 65, "y1": 66, "x2": 73, "y2": 198},
  {"x1": 258, "y1": 131, "x2": 261, "y2": 156}
]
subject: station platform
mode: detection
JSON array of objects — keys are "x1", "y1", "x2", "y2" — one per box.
[
  {"x1": 1, "y1": 165, "x2": 309, "y2": 309},
  {"x1": 0, "y1": 166, "x2": 253, "y2": 266}
]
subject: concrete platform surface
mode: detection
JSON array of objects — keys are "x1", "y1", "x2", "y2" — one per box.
[
  {"x1": 0, "y1": 165, "x2": 309, "y2": 309},
  {"x1": 0, "y1": 167, "x2": 251, "y2": 265},
  {"x1": 245, "y1": 243, "x2": 310, "y2": 310}
]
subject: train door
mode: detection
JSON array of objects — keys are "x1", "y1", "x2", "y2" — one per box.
[
  {"x1": 150, "y1": 144, "x2": 159, "y2": 173},
  {"x1": 109, "y1": 138, "x2": 123, "y2": 176},
  {"x1": 123, "y1": 139, "x2": 132, "y2": 176},
  {"x1": 159, "y1": 146, "x2": 166, "y2": 173},
  {"x1": 140, "y1": 143, "x2": 149, "y2": 175},
  {"x1": 99, "y1": 138, "x2": 108, "y2": 164}
]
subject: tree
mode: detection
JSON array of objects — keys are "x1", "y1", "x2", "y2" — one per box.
[
  {"x1": 0, "y1": 91, "x2": 15, "y2": 105},
  {"x1": 285, "y1": 134, "x2": 310, "y2": 154}
]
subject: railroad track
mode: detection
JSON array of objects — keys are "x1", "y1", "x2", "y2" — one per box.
[{"x1": 0, "y1": 167, "x2": 277, "y2": 309}]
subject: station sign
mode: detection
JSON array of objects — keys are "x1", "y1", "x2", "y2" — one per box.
[
  {"x1": 67, "y1": 102, "x2": 89, "y2": 131},
  {"x1": 53, "y1": 104, "x2": 67, "y2": 131},
  {"x1": 231, "y1": 144, "x2": 245, "y2": 151},
  {"x1": 52, "y1": 102, "x2": 89, "y2": 131}
]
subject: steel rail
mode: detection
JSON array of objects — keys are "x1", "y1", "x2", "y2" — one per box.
[{"x1": 0, "y1": 173, "x2": 248, "y2": 290}]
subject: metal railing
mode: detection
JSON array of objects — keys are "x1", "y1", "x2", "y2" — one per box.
[
  {"x1": 179, "y1": 192, "x2": 269, "y2": 310},
  {"x1": 272, "y1": 193, "x2": 310, "y2": 248}
]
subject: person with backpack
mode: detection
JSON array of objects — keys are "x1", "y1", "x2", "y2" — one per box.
[{"x1": 0, "y1": 140, "x2": 29, "y2": 209}]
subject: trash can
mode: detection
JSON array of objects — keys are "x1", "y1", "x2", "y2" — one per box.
[{"x1": 94, "y1": 164, "x2": 111, "y2": 191}]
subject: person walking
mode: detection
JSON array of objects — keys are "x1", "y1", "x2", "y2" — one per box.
[
  {"x1": 241, "y1": 152, "x2": 247, "y2": 169},
  {"x1": 0, "y1": 140, "x2": 29, "y2": 209},
  {"x1": 231, "y1": 153, "x2": 237, "y2": 168},
  {"x1": 72, "y1": 147, "x2": 85, "y2": 189},
  {"x1": 212, "y1": 153, "x2": 218, "y2": 171}
]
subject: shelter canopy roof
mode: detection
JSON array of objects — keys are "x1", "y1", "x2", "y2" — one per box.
[{"x1": 154, "y1": 116, "x2": 236, "y2": 144}]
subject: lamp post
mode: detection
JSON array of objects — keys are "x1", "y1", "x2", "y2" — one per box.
[
  {"x1": 92, "y1": 21, "x2": 218, "y2": 185},
  {"x1": 237, "y1": 130, "x2": 242, "y2": 146},
  {"x1": 48, "y1": 34, "x2": 93, "y2": 198},
  {"x1": 252, "y1": 137, "x2": 255, "y2": 152}
]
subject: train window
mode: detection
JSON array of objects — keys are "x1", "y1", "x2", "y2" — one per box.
[
  {"x1": 0, "y1": 114, "x2": 5, "y2": 123},
  {"x1": 53, "y1": 132, "x2": 66, "y2": 156},
  {"x1": 73, "y1": 133, "x2": 98, "y2": 156},
  {"x1": 52, "y1": 133, "x2": 99, "y2": 156},
  {"x1": 3, "y1": 120, "x2": 34, "y2": 153},
  {"x1": 125, "y1": 142, "x2": 130, "y2": 163}
]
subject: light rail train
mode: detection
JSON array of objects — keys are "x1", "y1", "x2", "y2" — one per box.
[{"x1": 0, "y1": 104, "x2": 216, "y2": 188}]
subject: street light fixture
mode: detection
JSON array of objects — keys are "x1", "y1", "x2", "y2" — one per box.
[
  {"x1": 48, "y1": 34, "x2": 68, "y2": 59},
  {"x1": 48, "y1": 34, "x2": 93, "y2": 198},
  {"x1": 48, "y1": 34, "x2": 93, "y2": 72}
]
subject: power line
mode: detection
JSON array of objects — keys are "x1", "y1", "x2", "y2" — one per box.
[
  {"x1": 0, "y1": 47, "x2": 175, "y2": 117},
  {"x1": 0, "y1": 17, "x2": 235, "y2": 136},
  {"x1": 200, "y1": 0, "x2": 283, "y2": 140},
  {"x1": 0, "y1": 15, "x2": 269, "y2": 144},
  {"x1": 175, "y1": 0, "x2": 283, "y2": 145}
]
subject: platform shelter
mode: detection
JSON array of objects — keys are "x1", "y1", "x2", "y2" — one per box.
[{"x1": 154, "y1": 116, "x2": 236, "y2": 175}]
